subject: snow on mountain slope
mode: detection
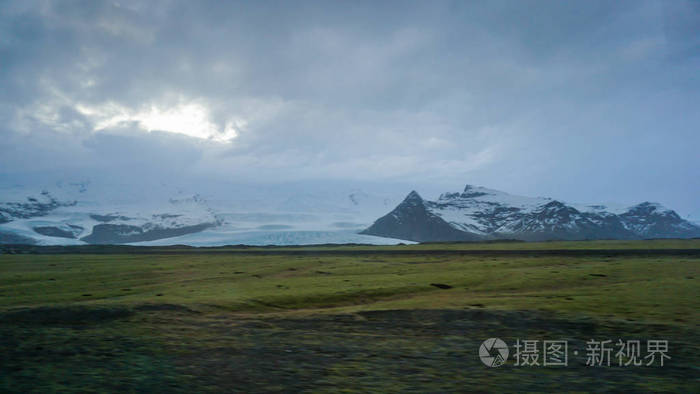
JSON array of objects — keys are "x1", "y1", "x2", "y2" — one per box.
[
  {"x1": 7, "y1": 180, "x2": 693, "y2": 246},
  {"x1": 362, "y1": 184, "x2": 700, "y2": 242},
  {"x1": 0, "y1": 183, "x2": 219, "y2": 245},
  {"x1": 0, "y1": 180, "x2": 405, "y2": 245},
  {"x1": 428, "y1": 185, "x2": 552, "y2": 235}
]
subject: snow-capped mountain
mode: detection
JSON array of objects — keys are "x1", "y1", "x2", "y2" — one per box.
[
  {"x1": 6, "y1": 180, "x2": 694, "y2": 246},
  {"x1": 361, "y1": 185, "x2": 700, "y2": 242},
  {"x1": 0, "y1": 180, "x2": 406, "y2": 246},
  {"x1": 0, "y1": 184, "x2": 220, "y2": 245}
]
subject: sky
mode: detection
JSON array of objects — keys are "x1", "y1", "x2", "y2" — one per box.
[{"x1": 1, "y1": 0, "x2": 699, "y2": 219}]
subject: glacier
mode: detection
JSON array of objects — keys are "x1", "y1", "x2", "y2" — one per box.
[{"x1": 0, "y1": 180, "x2": 410, "y2": 246}]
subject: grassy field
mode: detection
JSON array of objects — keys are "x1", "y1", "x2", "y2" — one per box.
[{"x1": 1, "y1": 240, "x2": 698, "y2": 392}]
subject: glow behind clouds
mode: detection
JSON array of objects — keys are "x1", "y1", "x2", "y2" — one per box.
[
  {"x1": 0, "y1": 0, "x2": 698, "y2": 220},
  {"x1": 77, "y1": 101, "x2": 239, "y2": 142}
]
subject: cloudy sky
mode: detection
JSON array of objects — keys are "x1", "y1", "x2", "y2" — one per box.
[{"x1": 1, "y1": 0, "x2": 698, "y2": 218}]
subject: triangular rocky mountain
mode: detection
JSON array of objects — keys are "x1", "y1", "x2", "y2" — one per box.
[{"x1": 361, "y1": 185, "x2": 700, "y2": 242}]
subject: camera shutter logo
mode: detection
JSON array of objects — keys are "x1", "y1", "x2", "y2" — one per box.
[{"x1": 480, "y1": 338, "x2": 509, "y2": 367}]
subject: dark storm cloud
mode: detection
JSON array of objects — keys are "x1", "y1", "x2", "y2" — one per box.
[{"x1": 0, "y1": 0, "x2": 698, "y2": 218}]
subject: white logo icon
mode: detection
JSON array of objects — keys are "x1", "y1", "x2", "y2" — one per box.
[{"x1": 480, "y1": 338, "x2": 509, "y2": 367}]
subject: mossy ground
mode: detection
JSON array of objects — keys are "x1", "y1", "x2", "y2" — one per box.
[{"x1": 0, "y1": 240, "x2": 698, "y2": 392}]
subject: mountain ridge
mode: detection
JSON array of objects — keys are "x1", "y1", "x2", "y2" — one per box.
[
  {"x1": 360, "y1": 185, "x2": 700, "y2": 242},
  {"x1": 0, "y1": 182, "x2": 406, "y2": 246}
]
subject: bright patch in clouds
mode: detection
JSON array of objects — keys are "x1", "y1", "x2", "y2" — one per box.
[
  {"x1": 77, "y1": 102, "x2": 239, "y2": 142},
  {"x1": 136, "y1": 104, "x2": 237, "y2": 141}
]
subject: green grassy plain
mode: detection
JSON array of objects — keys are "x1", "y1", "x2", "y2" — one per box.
[{"x1": 1, "y1": 240, "x2": 698, "y2": 392}]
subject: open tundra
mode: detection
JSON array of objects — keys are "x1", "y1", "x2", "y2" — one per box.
[
  {"x1": 362, "y1": 185, "x2": 700, "y2": 242},
  {"x1": 0, "y1": 241, "x2": 698, "y2": 392}
]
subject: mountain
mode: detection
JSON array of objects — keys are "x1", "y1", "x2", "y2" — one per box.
[
  {"x1": 0, "y1": 186, "x2": 221, "y2": 245},
  {"x1": 356, "y1": 191, "x2": 482, "y2": 242},
  {"x1": 0, "y1": 181, "x2": 406, "y2": 246},
  {"x1": 360, "y1": 185, "x2": 700, "y2": 242},
  {"x1": 4, "y1": 180, "x2": 696, "y2": 246}
]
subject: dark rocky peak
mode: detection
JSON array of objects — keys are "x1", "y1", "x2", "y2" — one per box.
[
  {"x1": 537, "y1": 200, "x2": 580, "y2": 217},
  {"x1": 463, "y1": 184, "x2": 478, "y2": 192},
  {"x1": 460, "y1": 185, "x2": 489, "y2": 199},
  {"x1": 361, "y1": 190, "x2": 481, "y2": 242},
  {"x1": 624, "y1": 202, "x2": 680, "y2": 220},
  {"x1": 438, "y1": 192, "x2": 461, "y2": 201},
  {"x1": 625, "y1": 202, "x2": 664, "y2": 215},
  {"x1": 363, "y1": 184, "x2": 700, "y2": 242},
  {"x1": 403, "y1": 190, "x2": 424, "y2": 205},
  {"x1": 541, "y1": 200, "x2": 568, "y2": 210}
]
